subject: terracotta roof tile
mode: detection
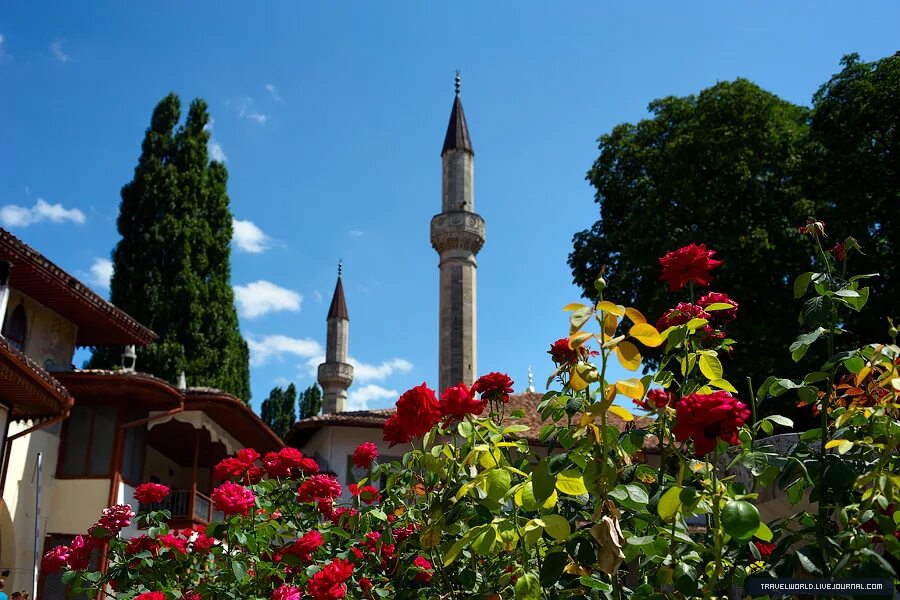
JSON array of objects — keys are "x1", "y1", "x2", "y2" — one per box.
[{"x1": 286, "y1": 393, "x2": 659, "y2": 450}]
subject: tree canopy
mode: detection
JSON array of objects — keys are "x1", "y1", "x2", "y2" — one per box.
[
  {"x1": 260, "y1": 383, "x2": 297, "y2": 440},
  {"x1": 570, "y1": 54, "x2": 899, "y2": 422},
  {"x1": 569, "y1": 78, "x2": 814, "y2": 419},
  {"x1": 299, "y1": 384, "x2": 323, "y2": 420},
  {"x1": 804, "y1": 52, "x2": 900, "y2": 347},
  {"x1": 89, "y1": 93, "x2": 251, "y2": 400}
]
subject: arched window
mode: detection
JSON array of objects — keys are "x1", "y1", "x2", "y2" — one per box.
[{"x1": 2, "y1": 301, "x2": 27, "y2": 352}]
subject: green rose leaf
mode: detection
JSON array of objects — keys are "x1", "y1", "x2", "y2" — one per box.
[
  {"x1": 514, "y1": 572, "x2": 541, "y2": 600},
  {"x1": 541, "y1": 514, "x2": 571, "y2": 541},
  {"x1": 721, "y1": 500, "x2": 761, "y2": 542},
  {"x1": 658, "y1": 486, "x2": 682, "y2": 520}
]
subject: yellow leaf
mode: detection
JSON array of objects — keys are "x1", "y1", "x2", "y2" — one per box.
[
  {"x1": 703, "y1": 302, "x2": 735, "y2": 311},
  {"x1": 608, "y1": 405, "x2": 634, "y2": 422},
  {"x1": 602, "y1": 384, "x2": 617, "y2": 406},
  {"x1": 563, "y1": 302, "x2": 590, "y2": 312},
  {"x1": 569, "y1": 307, "x2": 593, "y2": 334},
  {"x1": 892, "y1": 377, "x2": 900, "y2": 392},
  {"x1": 614, "y1": 341, "x2": 642, "y2": 371},
  {"x1": 542, "y1": 490, "x2": 558, "y2": 509},
  {"x1": 699, "y1": 354, "x2": 724, "y2": 380},
  {"x1": 597, "y1": 301, "x2": 625, "y2": 317},
  {"x1": 579, "y1": 413, "x2": 594, "y2": 427},
  {"x1": 615, "y1": 378, "x2": 645, "y2": 400},
  {"x1": 603, "y1": 312, "x2": 619, "y2": 338},
  {"x1": 570, "y1": 368, "x2": 589, "y2": 392},
  {"x1": 629, "y1": 323, "x2": 663, "y2": 347},
  {"x1": 824, "y1": 439, "x2": 849, "y2": 449},
  {"x1": 709, "y1": 379, "x2": 738, "y2": 393},
  {"x1": 624, "y1": 307, "x2": 647, "y2": 324},
  {"x1": 568, "y1": 331, "x2": 593, "y2": 349},
  {"x1": 589, "y1": 424, "x2": 602, "y2": 444}
]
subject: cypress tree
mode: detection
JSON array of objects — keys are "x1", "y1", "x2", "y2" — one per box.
[
  {"x1": 260, "y1": 384, "x2": 296, "y2": 440},
  {"x1": 89, "y1": 93, "x2": 251, "y2": 400},
  {"x1": 299, "y1": 384, "x2": 322, "y2": 420}
]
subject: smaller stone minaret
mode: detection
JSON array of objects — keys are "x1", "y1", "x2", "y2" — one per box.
[{"x1": 318, "y1": 262, "x2": 353, "y2": 414}]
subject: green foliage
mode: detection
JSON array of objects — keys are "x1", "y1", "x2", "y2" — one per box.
[
  {"x1": 299, "y1": 384, "x2": 323, "y2": 419},
  {"x1": 804, "y1": 52, "x2": 900, "y2": 349},
  {"x1": 87, "y1": 93, "x2": 250, "y2": 400},
  {"x1": 569, "y1": 78, "x2": 813, "y2": 422},
  {"x1": 260, "y1": 383, "x2": 297, "y2": 440}
]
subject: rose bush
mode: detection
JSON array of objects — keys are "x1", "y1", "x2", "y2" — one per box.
[{"x1": 46, "y1": 225, "x2": 898, "y2": 598}]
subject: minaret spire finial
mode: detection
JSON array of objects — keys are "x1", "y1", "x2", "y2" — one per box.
[
  {"x1": 455, "y1": 70, "x2": 461, "y2": 96},
  {"x1": 527, "y1": 366, "x2": 535, "y2": 393},
  {"x1": 338, "y1": 259, "x2": 343, "y2": 278}
]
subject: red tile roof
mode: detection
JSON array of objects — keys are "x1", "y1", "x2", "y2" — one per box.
[
  {"x1": 286, "y1": 393, "x2": 658, "y2": 450},
  {"x1": 0, "y1": 335, "x2": 73, "y2": 419},
  {"x1": 0, "y1": 228, "x2": 156, "y2": 346}
]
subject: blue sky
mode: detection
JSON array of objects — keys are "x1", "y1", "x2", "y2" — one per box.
[{"x1": 1, "y1": 2, "x2": 898, "y2": 414}]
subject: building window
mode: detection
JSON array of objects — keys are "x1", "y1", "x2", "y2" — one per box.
[
  {"x1": 59, "y1": 405, "x2": 118, "y2": 476},
  {"x1": 2, "y1": 302, "x2": 28, "y2": 351}
]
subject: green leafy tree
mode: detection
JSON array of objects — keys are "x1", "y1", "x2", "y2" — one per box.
[
  {"x1": 298, "y1": 384, "x2": 322, "y2": 419},
  {"x1": 568, "y1": 79, "x2": 814, "y2": 419},
  {"x1": 89, "y1": 93, "x2": 251, "y2": 400},
  {"x1": 260, "y1": 383, "x2": 297, "y2": 440},
  {"x1": 804, "y1": 52, "x2": 900, "y2": 344}
]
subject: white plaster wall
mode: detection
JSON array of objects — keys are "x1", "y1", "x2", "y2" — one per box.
[
  {"x1": 6, "y1": 289, "x2": 78, "y2": 371},
  {"x1": 46, "y1": 479, "x2": 110, "y2": 534},
  {"x1": 1, "y1": 423, "x2": 67, "y2": 592},
  {"x1": 300, "y1": 427, "x2": 404, "y2": 498},
  {"x1": 143, "y1": 446, "x2": 193, "y2": 490}
]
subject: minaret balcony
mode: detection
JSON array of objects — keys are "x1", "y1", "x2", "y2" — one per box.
[
  {"x1": 317, "y1": 361, "x2": 354, "y2": 387},
  {"x1": 430, "y1": 211, "x2": 486, "y2": 254}
]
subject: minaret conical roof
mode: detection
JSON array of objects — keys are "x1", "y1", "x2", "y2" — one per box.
[
  {"x1": 441, "y1": 94, "x2": 473, "y2": 156},
  {"x1": 327, "y1": 270, "x2": 349, "y2": 321}
]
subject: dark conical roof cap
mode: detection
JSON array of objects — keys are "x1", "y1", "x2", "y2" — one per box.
[
  {"x1": 328, "y1": 269, "x2": 349, "y2": 321},
  {"x1": 441, "y1": 94, "x2": 473, "y2": 156}
]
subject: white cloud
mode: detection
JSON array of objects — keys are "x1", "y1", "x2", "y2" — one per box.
[
  {"x1": 349, "y1": 230, "x2": 364, "y2": 237},
  {"x1": 50, "y1": 39, "x2": 70, "y2": 62},
  {"x1": 265, "y1": 84, "x2": 284, "y2": 103},
  {"x1": 0, "y1": 34, "x2": 6, "y2": 60},
  {"x1": 273, "y1": 376, "x2": 292, "y2": 387},
  {"x1": 232, "y1": 218, "x2": 271, "y2": 253},
  {"x1": 247, "y1": 334, "x2": 322, "y2": 367},
  {"x1": 0, "y1": 198, "x2": 86, "y2": 228},
  {"x1": 346, "y1": 384, "x2": 398, "y2": 411},
  {"x1": 244, "y1": 112, "x2": 268, "y2": 124},
  {"x1": 233, "y1": 280, "x2": 301, "y2": 319},
  {"x1": 87, "y1": 258, "x2": 113, "y2": 290},
  {"x1": 312, "y1": 290, "x2": 323, "y2": 303},
  {"x1": 209, "y1": 140, "x2": 227, "y2": 163},
  {"x1": 351, "y1": 357, "x2": 414, "y2": 382}
]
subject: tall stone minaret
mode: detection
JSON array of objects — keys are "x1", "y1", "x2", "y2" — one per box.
[
  {"x1": 431, "y1": 73, "x2": 486, "y2": 393},
  {"x1": 318, "y1": 262, "x2": 353, "y2": 413}
]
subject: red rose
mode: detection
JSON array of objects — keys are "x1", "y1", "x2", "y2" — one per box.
[
  {"x1": 297, "y1": 474, "x2": 342, "y2": 503},
  {"x1": 831, "y1": 242, "x2": 846, "y2": 261},
  {"x1": 125, "y1": 534, "x2": 159, "y2": 556},
  {"x1": 41, "y1": 544, "x2": 70, "y2": 574},
  {"x1": 273, "y1": 585, "x2": 302, "y2": 600},
  {"x1": 439, "y1": 382, "x2": 486, "y2": 422},
  {"x1": 211, "y1": 481, "x2": 256, "y2": 516},
  {"x1": 475, "y1": 372, "x2": 514, "y2": 403},
  {"x1": 352, "y1": 442, "x2": 379, "y2": 469},
  {"x1": 383, "y1": 414, "x2": 411, "y2": 448},
  {"x1": 349, "y1": 483, "x2": 380, "y2": 505},
  {"x1": 360, "y1": 577, "x2": 373, "y2": 593},
  {"x1": 798, "y1": 218, "x2": 826, "y2": 238},
  {"x1": 283, "y1": 531, "x2": 324, "y2": 563},
  {"x1": 659, "y1": 243, "x2": 722, "y2": 292},
  {"x1": 673, "y1": 391, "x2": 751, "y2": 456},
  {"x1": 753, "y1": 541, "x2": 775, "y2": 558},
  {"x1": 158, "y1": 532, "x2": 188, "y2": 555},
  {"x1": 413, "y1": 556, "x2": 434, "y2": 582},
  {"x1": 697, "y1": 292, "x2": 738, "y2": 323},
  {"x1": 133, "y1": 482, "x2": 170, "y2": 504},
  {"x1": 134, "y1": 593, "x2": 166, "y2": 600},
  {"x1": 89, "y1": 504, "x2": 134, "y2": 538},
  {"x1": 307, "y1": 557, "x2": 354, "y2": 600},
  {"x1": 655, "y1": 302, "x2": 711, "y2": 332},
  {"x1": 66, "y1": 535, "x2": 97, "y2": 570},
  {"x1": 395, "y1": 383, "x2": 442, "y2": 438},
  {"x1": 634, "y1": 388, "x2": 675, "y2": 411},
  {"x1": 548, "y1": 338, "x2": 578, "y2": 364}
]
